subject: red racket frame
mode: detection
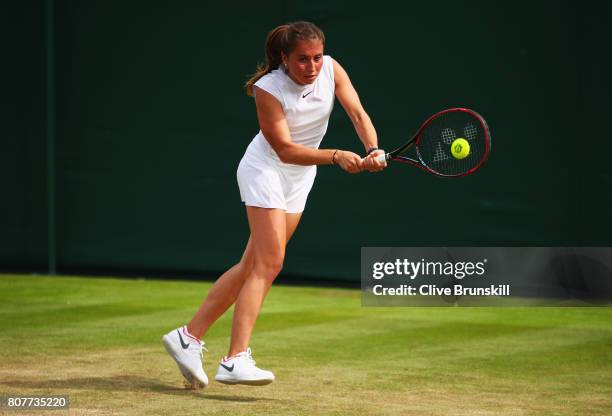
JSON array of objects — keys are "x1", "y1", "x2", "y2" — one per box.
[{"x1": 388, "y1": 108, "x2": 491, "y2": 177}]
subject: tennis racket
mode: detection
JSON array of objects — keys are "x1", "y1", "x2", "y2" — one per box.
[{"x1": 376, "y1": 108, "x2": 491, "y2": 177}]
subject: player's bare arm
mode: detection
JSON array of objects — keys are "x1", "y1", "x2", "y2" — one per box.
[
  {"x1": 333, "y1": 59, "x2": 386, "y2": 172},
  {"x1": 254, "y1": 86, "x2": 363, "y2": 173}
]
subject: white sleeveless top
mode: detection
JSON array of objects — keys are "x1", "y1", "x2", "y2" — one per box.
[{"x1": 247, "y1": 55, "x2": 335, "y2": 166}]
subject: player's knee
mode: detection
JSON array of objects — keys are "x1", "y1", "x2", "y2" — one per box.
[
  {"x1": 255, "y1": 257, "x2": 284, "y2": 281},
  {"x1": 264, "y1": 259, "x2": 284, "y2": 279}
]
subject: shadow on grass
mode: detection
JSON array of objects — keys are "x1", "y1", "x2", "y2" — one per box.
[{"x1": 0, "y1": 376, "x2": 272, "y2": 402}]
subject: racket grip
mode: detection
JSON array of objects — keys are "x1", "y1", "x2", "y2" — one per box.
[{"x1": 376, "y1": 153, "x2": 387, "y2": 163}]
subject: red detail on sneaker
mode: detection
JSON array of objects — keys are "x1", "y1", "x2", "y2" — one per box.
[{"x1": 181, "y1": 326, "x2": 201, "y2": 343}]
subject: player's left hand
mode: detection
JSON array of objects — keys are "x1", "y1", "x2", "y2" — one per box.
[{"x1": 363, "y1": 150, "x2": 387, "y2": 173}]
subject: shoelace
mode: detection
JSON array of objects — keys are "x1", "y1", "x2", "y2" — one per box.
[
  {"x1": 188, "y1": 341, "x2": 208, "y2": 360},
  {"x1": 244, "y1": 347, "x2": 256, "y2": 366},
  {"x1": 223, "y1": 347, "x2": 257, "y2": 365}
]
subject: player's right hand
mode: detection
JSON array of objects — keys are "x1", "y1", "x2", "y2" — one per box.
[{"x1": 362, "y1": 149, "x2": 387, "y2": 173}]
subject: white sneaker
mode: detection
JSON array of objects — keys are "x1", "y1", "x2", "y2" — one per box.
[
  {"x1": 162, "y1": 326, "x2": 208, "y2": 388},
  {"x1": 215, "y1": 348, "x2": 275, "y2": 386}
]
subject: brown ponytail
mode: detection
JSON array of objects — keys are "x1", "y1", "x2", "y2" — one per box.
[{"x1": 245, "y1": 21, "x2": 325, "y2": 97}]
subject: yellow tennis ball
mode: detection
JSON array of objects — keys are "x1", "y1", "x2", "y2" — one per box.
[{"x1": 451, "y1": 138, "x2": 470, "y2": 159}]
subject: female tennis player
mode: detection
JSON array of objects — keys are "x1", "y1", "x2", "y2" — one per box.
[{"x1": 162, "y1": 21, "x2": 386, "y2": 388}]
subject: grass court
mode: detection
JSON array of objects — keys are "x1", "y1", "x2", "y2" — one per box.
[{"x1": 1, "y1": 274, "x2": 611, "y2": 415}]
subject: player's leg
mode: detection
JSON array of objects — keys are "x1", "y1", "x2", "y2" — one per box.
[
  {"x1": 215, "y1": 207, "x2": 297, "y2": 385},
  {"x1": 185, "y1": 237, "x2": 255, "y2": 339},
  {"x1": 161, "y1": 234, "x2": 256, "y2": 389},
  {"x1": 230, "y1": 207, "x2": 287, "y2": 355},
  {"x1": 186, "y1": 211, "x2": 300, "y2": 338},
  {"x1": 285, "y1": 211, "x2": 303, "y2": 241},
  {"x1": 164, "y1": 209, "x2": 301, "y2": 388}
]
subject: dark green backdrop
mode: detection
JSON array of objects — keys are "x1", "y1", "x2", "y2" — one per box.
[{"x1": 3, "y1": 1, "x2": 611, "y2": 281}]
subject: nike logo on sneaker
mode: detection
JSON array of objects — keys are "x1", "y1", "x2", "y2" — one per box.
[
  {"x1": 220, "y1": 363, "x2": 234, "y2": 372},
  {"x1": 302, "y1": 91, "x2": 312, "y2": 98},
  {"x1": 177, "y1": 330, "x2": 190, "y2": 349}
]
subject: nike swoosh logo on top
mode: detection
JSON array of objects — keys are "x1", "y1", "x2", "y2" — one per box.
[
  {"x1": 220, "y1": 363, "x2": 234, "y2": 372},
  {"x1": 177, "y1": 330, "x2": 190, "y2": 349},
  {"x1": 302, "y1": 91, "x2": 312, "y2": 98}
]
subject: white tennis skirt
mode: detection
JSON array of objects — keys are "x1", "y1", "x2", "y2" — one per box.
[{"x1": 237, "y1": 137, "x2": 316, "y2": 214}]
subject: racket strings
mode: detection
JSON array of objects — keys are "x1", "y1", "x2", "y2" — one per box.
[{"x1": 416, "y1": 111, "x2": 489, "y2": 176}]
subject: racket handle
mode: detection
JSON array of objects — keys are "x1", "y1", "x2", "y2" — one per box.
[{"x1": 376, "y1": 153, "x2": 387, "y2": 163}]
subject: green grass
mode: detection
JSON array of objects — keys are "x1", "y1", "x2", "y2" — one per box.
[{"x1": 1, "y1": 273, "x2": 611, "y2": 415}]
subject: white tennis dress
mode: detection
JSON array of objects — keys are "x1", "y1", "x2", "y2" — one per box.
[{"x1": 237, "y1": 55, "x2": 335, "y2": 213}]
